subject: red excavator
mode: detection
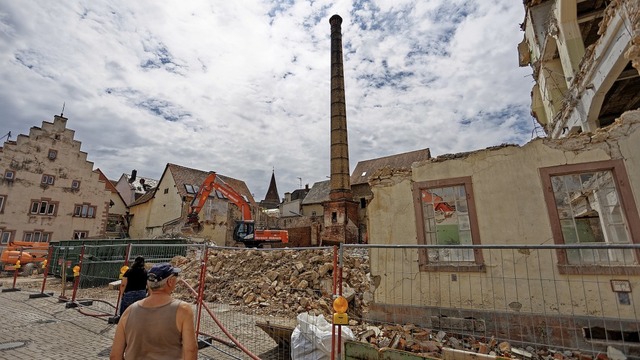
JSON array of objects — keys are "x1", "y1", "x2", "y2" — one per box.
[{"x1": 185, "y1": 172, "x2": 289, "y2": 248}]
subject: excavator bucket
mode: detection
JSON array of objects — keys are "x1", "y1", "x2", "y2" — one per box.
[
  {"x1": 180, "y1": 213, "x2": 204, "y2": 234},
  {"x1": 181, "y1": 221, "x2": 203, "y2": 234}
]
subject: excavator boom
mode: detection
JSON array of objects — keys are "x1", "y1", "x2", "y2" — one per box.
[{"x1": 185, "y1": 172, "x2": 288, "y2": 247}]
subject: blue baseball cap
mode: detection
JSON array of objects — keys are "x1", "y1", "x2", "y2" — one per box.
[{"x1": 147, "y1": 263, "x2": 181, "y2": 282}]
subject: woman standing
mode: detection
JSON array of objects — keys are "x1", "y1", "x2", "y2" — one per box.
[{"x1": 119, "y1": 256, "x2": 148, "y2": 315}]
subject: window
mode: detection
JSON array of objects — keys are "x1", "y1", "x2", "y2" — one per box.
[
  {"x1": 0, "y1": 195, "x2": 5, "y2": 213},
  {"x1": 30, "y1": 199, "x2": 57, "y2": 216},
  {"x1": 73, "y1": 231, "x2": 88, "y2": 239},
  {"x1": 41, "y1": 174, "x2": 55, "y2": 185},
  {"x1": 184, "y1": 184, "x2": 195, "y2": 194},
  {"x1": 4, "y1": 170, "x2": 14, "y2": 180},
  {"x1": 74, "y1": 204, "x2": 96, "y2": 218},
  {"x1": 48, "y1": 149, "x2": 57, "y2": 160},
  {"x1": 1, "y1": 229, "x2": 13, "y2": 244},
  {"x1": 413, "y1": 177, "x2": 484, "y2": 271},
  {"x1": 23, "y1": 231, "x2": 51, "y2": 243},
  {"x1": 164, "y1": 188, "x2": 169, "y2": 194},
  {"x1": 360, "y1": 198, "x2": 367, "y2": 209},
  {"x1": 71, "y1": 180, "x2": 81, "y2": 189},
  {"x1": 540, "y1": 160, "x2": 640, "y2": 274}
]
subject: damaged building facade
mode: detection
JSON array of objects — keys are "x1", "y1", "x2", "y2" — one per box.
[{"x1": 365, "y1": 0, "x2": 640, "y2": 354}]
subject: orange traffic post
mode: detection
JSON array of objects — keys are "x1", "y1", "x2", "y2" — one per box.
[
  {"x1": 29, "y1": 246, "x2": 54, "y2": 298},
  {"x1": 66, "y1": 245, "x2": 92, "y2": 308}
]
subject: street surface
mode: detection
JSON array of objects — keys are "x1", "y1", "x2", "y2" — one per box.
[{"x1": 0, "y1": 276, "x2": 289, "y2": 360}]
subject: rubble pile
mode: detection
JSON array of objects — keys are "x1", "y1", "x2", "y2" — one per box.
[
  {"x1": 171, "y1": 248, "x2": 373, "y2": 318},
  {"x1": 349, "y1": 324, "x2": 610, "y2": 360}
]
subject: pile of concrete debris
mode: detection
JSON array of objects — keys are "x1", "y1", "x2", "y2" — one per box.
[
  {"x1": 171, "y1": 248, "x2": 373, "y2": 318},
  {"x1": 348, "y1": 323, "x2": 620, "y2": 360}
]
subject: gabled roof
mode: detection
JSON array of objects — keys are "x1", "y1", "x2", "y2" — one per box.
[
  {"x1": 351, "y1": 148, "x2": 431, "y2": 185},
  {"x1": 301, "y1": 180, "x2": 331, "y2": 205},
  {"x1": 165, "y1": 163, "x2": 256, "y2": 205}
]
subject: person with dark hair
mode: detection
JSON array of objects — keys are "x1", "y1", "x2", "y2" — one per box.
[
  {"x1": 110, "y1": 263, "x2": 197, "y2": 360},
  {"x1": 119, "y1": 256, "x2": 147, "y2": 316}
]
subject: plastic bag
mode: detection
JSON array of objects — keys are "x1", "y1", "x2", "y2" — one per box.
[{"x1": 290, "y1": 312, "x2": 354, "y2": 360}]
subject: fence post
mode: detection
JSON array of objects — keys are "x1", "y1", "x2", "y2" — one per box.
[
  {"x1": 108, "y1": 243, "x2": 133, "y2": 324},
  {"x1": 114, "y1": 243, "x2": 132, "y2": 315},
  {"x1": 58, "y1": 246, "x2": 69, "y2": 302},
  {"x1": 66, "y1": 245, "x2": 93, "y2": 308},
  {"x1": 29, "y1": 245, "x2": 55, "y2": 298},
  {"x1": 196, "y1": 246, "x2": 208, "y2": 335}
]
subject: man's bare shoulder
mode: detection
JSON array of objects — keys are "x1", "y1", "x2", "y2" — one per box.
[{"x1": 176, "y1": 300, "x2": 194, "y2": 314}]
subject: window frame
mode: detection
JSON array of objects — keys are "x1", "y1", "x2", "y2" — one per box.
[
  {"x1": 0, "y1": 195, "x2": 5, "y2": 213},
  {"x1": 48, "y1": 149, "x2": 57, "y2": 160},
  {"x1": 23, "y1": 230, "x2": 52, "y2": 243},
  {"x1": 30, "y1": 199, "x2": 58, "y2": 216},
  {"x1": 73, "y1": 203, "x2": 97, "y2": 218},
  {"x1": 41, "y1": 174, "x2": 55, "y2": 185},
  {"x1": 412, "y1": 176, "x2": 485, "y2": 272},
  {"x1": 0, "y1": 229, "x2": 13, "y2": 244},
  {"x1": 4, "y1": 170, "x2": 15, "y2": 180},
  {"x1": 540, "y1": 159, "x2": 640, "y2": 275},
  {"x1": 73, "y1": 231, "x2": 88, "y2": 239},
  {"x1": 71, "y1": 180, "x2": 81, "y2": 189}
]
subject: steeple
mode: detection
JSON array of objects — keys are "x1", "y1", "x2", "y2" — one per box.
[{"x1": 260, "y1": 170, "x2": 281, "y2": 209}]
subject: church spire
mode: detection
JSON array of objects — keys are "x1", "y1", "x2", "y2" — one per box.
[{"x1": 260, "y1": 170, "x2": 281, "y2": 209}]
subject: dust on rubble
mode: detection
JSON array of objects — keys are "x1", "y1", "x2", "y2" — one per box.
[{"x1": 170, "y1": 248, "x2": 373, "y2": 320}]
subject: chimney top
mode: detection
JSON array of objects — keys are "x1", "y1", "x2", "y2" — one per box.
[{"x1": 329, "y1": 14, "x2": 342, "y2": 25}]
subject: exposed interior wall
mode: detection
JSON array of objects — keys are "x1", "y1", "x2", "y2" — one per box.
[{"x1": 367, "y1": 110, "x2": 640, "y2": 320}]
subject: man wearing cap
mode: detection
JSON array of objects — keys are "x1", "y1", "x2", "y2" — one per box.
[{"x1": 110, "y1": 263, "x2": 198, "y2": 360}]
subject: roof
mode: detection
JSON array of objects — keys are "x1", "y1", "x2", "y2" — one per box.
[
  {"x1": 123, "y1": 174, "x2": 158, "y2": 194},
  {"x1": 301, "y1": 180, "x2": 331, "y2": 205},
  {"x1": 165, "y1": 163, "x2": 256, "y2": 205},
  {"x1": 129, "y1": 188, "x2": 156, "y2": 206},
  {"x1": 350, "y1": 148, "x2": 431, "y2": 185}
]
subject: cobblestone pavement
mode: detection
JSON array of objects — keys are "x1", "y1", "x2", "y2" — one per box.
[
  {"x1": 0, "y1": 285, "x2": 116, "y2": 359},
  {"x1": 0, "y1": 277, "x2": 291, "y2": 360}
]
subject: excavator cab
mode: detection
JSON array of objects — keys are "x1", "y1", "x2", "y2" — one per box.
[{"x1": 233, "y1": 221, "x2": 257, "y2": 247}]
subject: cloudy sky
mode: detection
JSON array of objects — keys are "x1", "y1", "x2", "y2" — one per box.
[{"x1": 0, "y1": 1, "x2": 535, "y2": 200}]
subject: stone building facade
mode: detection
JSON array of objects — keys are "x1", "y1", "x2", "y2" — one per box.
[{"x1": 0, "y1": 115, "x2": 115, "y2": 247}]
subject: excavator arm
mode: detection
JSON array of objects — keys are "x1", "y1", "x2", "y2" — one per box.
[
  {"x1": 184, "y1": 172, "x2": 288, "y2": 247},
  {"x1": 186, "y1": 172, "x2": 252, "y2": 225}
]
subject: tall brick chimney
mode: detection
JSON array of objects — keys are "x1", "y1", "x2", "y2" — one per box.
[
  {"x1": 329, "y1": 14, "x2": 352, "y2": 201},
  {"x1": 322, "y1": 14, "x2": 359, "y2": 244}
]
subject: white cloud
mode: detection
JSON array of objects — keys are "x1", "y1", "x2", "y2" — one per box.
[{"x1": 0, "y1": 0, "x2": 533, "y2": 200}]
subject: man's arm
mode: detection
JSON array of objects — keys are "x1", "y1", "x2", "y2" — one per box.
[
  {"x1": 109, "y1": 309, "x2": 130, "y2": 360},
  {"x1": 177, "y1": 302, "x2": 198, "y2": 360}
]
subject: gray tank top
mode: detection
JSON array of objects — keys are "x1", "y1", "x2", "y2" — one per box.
[{"x1": 124, "y1": 299, "x2": 183, "y2": 359}]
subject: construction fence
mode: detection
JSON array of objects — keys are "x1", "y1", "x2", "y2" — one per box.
[{"x1": 6, "y1": 242, "x2": 640, "y2": 359}]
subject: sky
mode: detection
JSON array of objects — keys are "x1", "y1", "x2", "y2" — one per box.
[{"x1": 0, "y1": 0, "x2": 535, "y2": 201}]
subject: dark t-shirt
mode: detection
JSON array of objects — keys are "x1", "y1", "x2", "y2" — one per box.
[{"x1": 123, "y1": 267, "x2": 147, "y2": 292}]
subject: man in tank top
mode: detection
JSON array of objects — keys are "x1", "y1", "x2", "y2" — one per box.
[{"x1": 110, "y1": 263, "x2": 198, "y2": 360}]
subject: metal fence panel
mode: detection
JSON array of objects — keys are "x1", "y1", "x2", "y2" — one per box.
[
  {"x1": 188, "y1": 246, "x2": 338, "y2": 360},
  {"x1": 340, "y1": 244, "x2": 640, "y2": 359}
]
